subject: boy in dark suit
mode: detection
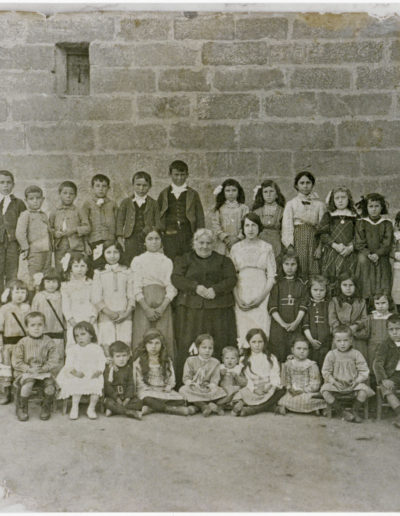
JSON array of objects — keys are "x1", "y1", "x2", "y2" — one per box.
[
  {"x1": 374, "y1": 314, "x2": 400, "y2": 428},
  {"x1": 0, "y1": 170, "x2": 26, "y2": 296},
  {"x1": 157, "y1": 160, "x2": 204, "y2": 261}
]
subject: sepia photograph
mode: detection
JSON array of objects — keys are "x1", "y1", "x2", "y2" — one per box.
[{"x1": 0, "y1": 1, "x2": 400, "y2": 511}]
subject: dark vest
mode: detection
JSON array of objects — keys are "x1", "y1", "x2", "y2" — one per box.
[
  {"x1": 166, "y1": 190, "x2": 190, "y2": 231},
  {"x1": 132, "y1": 201, "x2": 146, "y2": 234}
]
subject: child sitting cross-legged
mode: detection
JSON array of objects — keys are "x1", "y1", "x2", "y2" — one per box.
[
  {"x1": 321, "y1": 324, "x2": 374, "y2": 423},
  {"x1": 12, "y1": 311, "x2": 59, "y2": 422},
  {"x1": 103, "y1": 340, "x2": 142, "y2": 420}
]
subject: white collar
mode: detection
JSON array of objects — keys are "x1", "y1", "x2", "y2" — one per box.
[
  {"x1": 133, "y1": 195, "x2": 147, "y2": 207},
  {"x1": 330, "y1": 209, "x2": 356, "y2": 218},
  {"x1": 371, "y1": 310, "x2": 392, "y2": 320},
  {"x1": 171, "y1": 183, "x2": 188, "y2": 198},
  {"x1": 224, "y1": 200, "x2": 240, "y2": 208},
  {"x1": 361, "y1": 216, "x2": 391, "y2": 226},
  {"x1": 0, "y1": 194, "x2": 12, "y2": 215},
  {"x1": 105, "y1": 263, "x2": 121, "y2": 272},
  {"x1": 297, "y1": 192, "x2": 319, "y2": 202}
]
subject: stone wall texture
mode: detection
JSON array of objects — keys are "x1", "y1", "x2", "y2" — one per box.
[{"x1": 0, "y1": 10, "x2": 400, "y2": 220}]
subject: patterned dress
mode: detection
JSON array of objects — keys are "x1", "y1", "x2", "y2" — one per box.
[
  {"x1": 179, "y1": 356, "x2": 226, "y2": 402},
  {"x1": 282, "y1": 193, "x2": 325, "y2": 279},
  {"x1": 254, "y1": 204, "x2": 284, "y2": 258},
  {"x1": 278, "y1": 357, "x2": 327, "y2": 413},
  {"x1": 328, "y1": 296, "x2": 368, "y2": 360},
  {"x1": 268, "y1": 277, "x2": 308, "y2": 363},
  {"x1": 321, "y1": 348, "x2": 374, "y2": 398},
  {"x1": 355, "y1": 217, "x2": 393, "y2": 299},
  {"x1": 317, "y1": 209, "x2": 357, "y2": 284},
  {"x1": 212, "y1": 202, "x2": 249, "y2": 256},
  {"x1": 133, "y1": 358, "x2": 183, "y2": 401},
  {"x1": 230, "y1": 239, "x2": 276, "y2": 342}
]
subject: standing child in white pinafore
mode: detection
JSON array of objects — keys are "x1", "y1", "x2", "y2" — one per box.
[
  {"x1": 91, "y1": 241, "x2": 134, "y2": 356},
  {"x1": 61, "y1": 252, "x2": 97, "y2": 348}
]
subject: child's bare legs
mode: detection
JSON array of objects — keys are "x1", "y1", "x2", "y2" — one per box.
[
  {"x1": 231, "y1": 399, "x2": 244, "y2": 416},
  {"x1": 193, "y1": 401, "x2": 215, "y2": 417},
  {"x1": 87, "y1": 395, "x2": 99, "y2": 420},
  {"x1": 70, "y1": 395, "x2": 81, "y2": 420},
  {"x1": 351, "y1": 391, "x2": 368, "y2": 423},
  {"x1": 17, "y1": 379, "x2": 36, "y2": 421}
]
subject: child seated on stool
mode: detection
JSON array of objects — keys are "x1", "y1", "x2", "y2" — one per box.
[
  {"x1": 11, "y1": 311, "x2": 59, "y2": 422},
  {"x1": 104, "y1": 340, "x2": 142, "y2": 420},
  {"x1": 321, "y1": 324, "x2": 374, "y2": 423},
  {"x1": 373, "y1": 314, "x2": 400, "y2": 429}
]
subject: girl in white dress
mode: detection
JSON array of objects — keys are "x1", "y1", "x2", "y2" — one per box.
[
  {"x1": 57, "y1": 321, "x2": 106, "y2": 420},
  {"x1": 232, "y1": 328, "x2": 284, "y2": 416},
  {"x1": 130, "y1": 229, "x2": 177, "y2": 354},
  {"x1": 91, "y1": 241, "x2": 135, "y2": 356},
  {"x1": 211, "y1": 178, "x2": 249, "y2": 256},
  {"x1": 61, "y1": 252, "x2": 97, "y2": 348},
  {"x1": 230, "y1": 213, "x2": 276, "y2": 341}
]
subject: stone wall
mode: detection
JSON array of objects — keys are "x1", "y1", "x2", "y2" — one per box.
[{"x1": 0, "y1": 10, "x2": 400, "y2": 220}]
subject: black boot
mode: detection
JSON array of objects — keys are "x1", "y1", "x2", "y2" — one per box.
[
  {"x1": 0, "y1": 386, "x2": 11, "y2": 405},
  {"x1": 40, "y1": 396, "x2": 53, "y2": 420},
  {"x1": 16, "y1": 396, "x2": 29, "y2": 422}
]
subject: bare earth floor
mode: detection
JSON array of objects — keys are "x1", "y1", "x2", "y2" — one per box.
[{"x1": 0, "y1": 402, "x2": 399, "y2": 512}]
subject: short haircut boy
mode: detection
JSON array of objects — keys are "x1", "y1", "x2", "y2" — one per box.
[
  {"x1": 169, "y1": 160, "x2": 188, "y2": 175},
  {"x1": 132, "y1": 171, "x2": 152, "y2": 187},
  {"x1": 91, "y1": 174, "x2": 110, "y2": 187},
  {"x1": 24, "y1": 311, "x2": 46, "y2": 326},
  {"x1": 24, "y1": 185, "x2": 43, "y2": 198},
  {"x1": 222, "y1": 346, "x2": 239, "y2": 358},
  {"x1": 58, "y1": 181, "x2": 77, "y2": 195},
  {"x1": 109, "y1": 340, "x2": 131, "y2": 356},
  {"x1": 0, "y1": 170, "x2": 14, "y2": 182},
  {"x1": 332, "y1": 324, "x2": 352, "y2": 337},
  {"x1": 387, "y1": 314, "x2": 400, "y2": 327}
]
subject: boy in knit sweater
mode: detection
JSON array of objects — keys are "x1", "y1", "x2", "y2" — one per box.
[
  {"x1": 12, "y1": 311, "x2": 59, "y2": 421},
  {"x1": 15, "y1": 185, "x2": 52, "y2": 291}
]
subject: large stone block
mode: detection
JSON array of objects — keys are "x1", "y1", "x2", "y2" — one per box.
[
  {"x1": 12, "y1": 96, "x2": 133, "y2": 122},
  {"x1": 174, "y1": 14, "x2": 234, "y2": 40},
  {"x1": 90, "y1": 68, "x2": 155, "y2": 94},
  {"x1": 213, "y1": 68, "x2": 284, "y2": 91},
  {"x1": 0, "y1": 154, "x2": 73, "y2": 182},
  {"x1": 235, "y1": 16, "x2": 288, "y2": 40},
  {"x1": 26, "y1": 124, "x2": 95, "y2": 152},
  {"x1": 91, "y1": 42, "x2": 199, "y2": 67},
  {"x1": 197, "y1": 94, "x2": 259, "y2": 119},
  {"x1": 356, "y1": 66, "x2": 400, "y2": 90},
  {"x1": 170, "y1": 123, "x2": 236, "y2": 150},
  {"x1": 269, "y1": 43, "x2": 308, "y2": 64},
  {"x1": 290, "y1": 68, "x2": 351, "y2": 89},
  {"x1": 264, "y1": 92, "x2": 317, "y2": 117},
  {"x1": 360, "y1": 150, "x2": 400, "y2": 176},
  {"x1": 338, "y1": 120, "x2": 400, "y2": 148},
  {"x1": 0, "y1": 100, "x2": 7, "y2": 122},
  {"x1": 293, "y1": 150, "x2": 361, "y2": 178},
  {"x1": 26, "y1": 12, "x2": 115, "y2": 43},
  {"x1": 205, "y1": 151, "x2": 258, "y2": 177},
  {"x1": 158, "y1": 69, "x2": 210, "y2": 91},
  {"x1": 202, "y1": 42, "x2": 269, "y2": 65},
  {"x1": 0, "y1": 45, "x2": 55, "y2": 70},
  {"x1": 307, "y1": 41, "x2": 384, "y2": 64},
  {"x1": 0, "y1": 127, "x2": 25, "y2": 152},
  {"x1": 0, "y1": 71, "x2": 55, "y2": 95},
  {"x1": 137, "y1": 95, "x2": 190, "y2": 118},
  {"x1": 358, "y1": 15, "x2": 400, "y2": 38},
  {"x1": 240, "y1": 122, "x2": 335, "y2": 150},
  {"x1": 318, "y1": 93, "x2": 392, "y2": 117},
  {"x1": 98, "y1": 123, "x2": 167, "y2": 151},
  {"x1": 117, "y1": 16, "x2": 171, "y2": 40},
  {"x1": 292, "y1": 13, "x2": 374, "y2": 39},
  {"x1": 391, "y1": 40, "x2": 400, "y2": 61},
  {"x1": 0, "y1": 13, "x2": 27, "y2": 42},
  {"x1": 259, "y1": 151, "x2": 292, "y2": 177}
]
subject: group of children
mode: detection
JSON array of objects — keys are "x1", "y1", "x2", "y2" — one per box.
[{"x1": 0, "y1": 163, "x2": 400, "y2": 428}]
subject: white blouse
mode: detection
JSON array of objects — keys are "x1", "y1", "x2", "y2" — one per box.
[{"x1": 130, "y1": 251, "x2": 177, "y2": 302}]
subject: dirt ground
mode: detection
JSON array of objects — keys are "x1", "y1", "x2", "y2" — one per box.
[{"x1": 0, "y1": 400, "x2": 399, "y2": 512}]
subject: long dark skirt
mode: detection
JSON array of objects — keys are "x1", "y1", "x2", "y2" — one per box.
[{"x1": 174, "y1": 305, "x2": 237, "y2": 385}]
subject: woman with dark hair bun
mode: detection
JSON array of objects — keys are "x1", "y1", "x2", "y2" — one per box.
[
  {"x1": 230, "y1": 213, "x2": 276, "y2": 343},
  {"x1": 282, "y1": 171, "x2": 325, "y2": 279}
]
